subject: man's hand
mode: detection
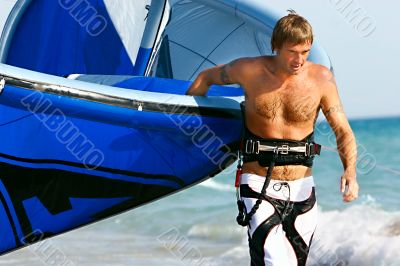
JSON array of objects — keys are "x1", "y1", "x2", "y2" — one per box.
[
  {"x1": 186, "y1": 72, "x2": 210, "y2": 96},
  {"x1": 340, "y1": 170, "x2": 359, "y2": 202}
]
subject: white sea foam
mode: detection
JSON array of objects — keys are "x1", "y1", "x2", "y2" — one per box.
[
  {"x1": 308, "y1": 205, "x2": 400, "y2": 266},
  {"x1": 186, "y1": 204, "x2": 400, "y2": 266}
]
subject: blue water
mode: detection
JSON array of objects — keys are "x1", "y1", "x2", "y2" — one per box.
[
  {"x1": 314, "y1": 116, "x2": 400, "y2": 211},
  {"x1": 2, "y1": 117, "x2": 400, "y2": 266}
]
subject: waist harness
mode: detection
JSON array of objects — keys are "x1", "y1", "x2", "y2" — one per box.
[
  {"x1": 243, "y1": 127, "x2": 320, "y2": 167},
  {"x1": 235, "y1": 126, "x2": 321, "y2": 227}
]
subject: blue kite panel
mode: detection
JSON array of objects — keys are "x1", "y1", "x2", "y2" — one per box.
[
  {"x1": 6, "y1": 0, "x2": 134, "y2": 76},
  {"x1": 0, "y1": 75, "x2": 242, "y2": 255}
]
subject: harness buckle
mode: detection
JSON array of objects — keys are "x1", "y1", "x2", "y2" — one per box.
[
  {"x1": 280, "y1": 144, "x2": 289, "y2": 155},
  {"x1": 305, "y1": 143, "x2": 313, "y2": 156},
  {"x1": 274, "y1": 144, "x2": 289, "y2": 154},
  {"x1": 254, "y1": 141, "x2": 260, "y2": 154},
  {"x1": 245, "y1": 140, "x2": 260, "y2": 154},
  {"x1": 245, "y1": 140, "x2": 252, "y2": 154}
]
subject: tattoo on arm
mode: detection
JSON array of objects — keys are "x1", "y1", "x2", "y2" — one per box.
[
  {"x1": 220, "y1": 65, "x2": 230, "y2": 83},
  {"x1": 324, "y1": 103, "x2": 344, "y2": 117},
  {"x1": 220, "y1": 59, "x2": 238, "y2": 84},
  {"x1": 322, "y1": 73, "x2": 344, "y2": 117}
]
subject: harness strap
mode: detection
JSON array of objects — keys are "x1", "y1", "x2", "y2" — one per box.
[{"x1": 236, "y1": 160, "x2": 275, "y2": 227}]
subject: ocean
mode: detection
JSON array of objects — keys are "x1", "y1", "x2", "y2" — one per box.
[{"x1": 1, "y1": 116, "x2": 400, "y2": 266}]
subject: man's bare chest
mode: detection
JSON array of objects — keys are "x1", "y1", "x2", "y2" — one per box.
[{"x1": 250, "y1": 84, "x2": 320, "y2": 123}]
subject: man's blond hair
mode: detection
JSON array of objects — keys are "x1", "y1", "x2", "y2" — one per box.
[{"x1": 271, "y1": 10, "x2": 313, "y2": 52}]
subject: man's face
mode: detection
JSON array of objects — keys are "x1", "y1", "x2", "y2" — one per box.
[{"x1": 276, "y1": 41, "x2": 312, "y2": 74}]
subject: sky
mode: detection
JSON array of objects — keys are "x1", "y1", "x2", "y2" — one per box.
[{"x1": 269, "y1": 0, "x2": 399, "y2": 119}]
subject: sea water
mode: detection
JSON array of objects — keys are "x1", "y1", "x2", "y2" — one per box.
[{"x1": 1, "y1": 117, "x2": 400, "y2": 266}]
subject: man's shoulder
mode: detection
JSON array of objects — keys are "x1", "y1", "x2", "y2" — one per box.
[
  {"x1": 228, "y1": 56, "x2": 268, "y2": 74},
  {"x1": 232, "y1": 56, "x2": 269, "y2": 65},
  {"x1": 253, "y1": 55, "x2": 274, "y2": 65},
  {"x1": 307, "y1": 62, "x2": 334, "y2": 83}
]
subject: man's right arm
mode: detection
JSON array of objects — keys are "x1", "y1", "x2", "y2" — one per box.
[
  {"x1": 185, "y1": 59, "x2": 244, "y2": 96},
  {"x1": 320, "y1": 69, "x2": 359, "y2": 202}
]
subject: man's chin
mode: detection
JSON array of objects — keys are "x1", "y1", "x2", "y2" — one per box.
[{"x1": 290, "y1": 66, "x2": 302, "y2": 74}]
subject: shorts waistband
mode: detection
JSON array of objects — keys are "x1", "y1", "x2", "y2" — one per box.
[{"x1": 240, "y1": 173, "x2": 315, "y2": 202}]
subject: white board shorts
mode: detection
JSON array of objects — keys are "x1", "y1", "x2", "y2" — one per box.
[{"x1": 240, "y1": 173, "x2": 318, "y2": 266}]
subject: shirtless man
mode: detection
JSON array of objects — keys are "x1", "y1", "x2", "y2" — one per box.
[{"x1": 186, "y1": 11, "x2": 359, "y2": 266}]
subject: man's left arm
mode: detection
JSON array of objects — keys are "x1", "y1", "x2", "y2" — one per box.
[{"x1": 320, "y1": 71, "x2": 359, "y2": 202}]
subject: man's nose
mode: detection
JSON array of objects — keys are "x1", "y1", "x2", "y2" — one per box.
[
  {"x1": 293, "y1": 53, "x2": 302, "y2": 62},
  {"x1": 298, "y1": 53, "x2": 306, "y2": 64}
]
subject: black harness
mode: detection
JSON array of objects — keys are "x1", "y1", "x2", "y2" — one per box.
[
  {"x1": 242, "y1": 127, "x2": 320, "y2": 167},
  {"x1": 235, "y1": 113, "x2": 321, "y2": 227}
]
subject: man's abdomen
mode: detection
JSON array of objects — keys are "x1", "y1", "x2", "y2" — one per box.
[{"x1": 242, "y1": 161, "x2": 312, "y2": 181}]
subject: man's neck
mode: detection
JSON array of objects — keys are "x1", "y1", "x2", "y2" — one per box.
[
  {"x1": 272, "y1": 57, "x2": 304, "y2": 81},
  {"x1": 272, "y1": 63, "x2": 294, "y2": 81}
]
